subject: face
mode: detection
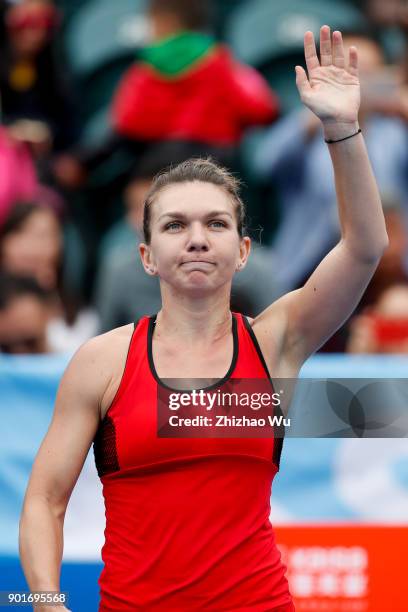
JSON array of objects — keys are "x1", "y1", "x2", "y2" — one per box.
[
  {"x1": 366, "y1": 0, "x2": 405, "y2": 26},
  {"x1": 147, "y1": 9, "x2": 184, "y2": 42},
  {"x1": 0, "y1": 295, "x2": 49, "y2": 353},
  {"x1": 7, "y1": 1, "x2": 55, "y2": 57},
  {"x1": 139, "y1": 181, "x2": 250, "y2": 296},
  {"x1": 1, "y1": 208, "x2": 62, "y2": 290},
  {"x1": 376, "y1": 285, "x2": 408, "y2": 318}
]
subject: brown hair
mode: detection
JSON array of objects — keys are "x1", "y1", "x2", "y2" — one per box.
[
  {"x1": 142, "y1": 157, "x2": 246, "y2": 244},
  {"x1": 148, "y1": 0, "x2": 213, "y2": 31}
]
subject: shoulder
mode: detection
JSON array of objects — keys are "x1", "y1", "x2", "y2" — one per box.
[
  {"x1": 118, "y1": 62, "x2": 147, "y2": 82},
  {"x1": 61, "y1": 323, "x2": 136, "y2": 417},
  {"x1": 202, "y1": 45, "x2": 239, "y2": 76},
  {"x1": 74, "y1": 323, "x2": 135, "y2": 363}
]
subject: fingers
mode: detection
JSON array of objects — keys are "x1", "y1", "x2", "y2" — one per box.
[
  {"x1": 348, "y1": 45, "x2": 359, "y2": 77},
  {"x1": 304, "y1": 31, "x2": 320, "y2": 74},
  {"x1": 332, "y1": 30, "x2": 345, "y2": 68},
  {"x1": 304, "y1": 25, "x2": 334, "y2": 73},
  {"x1": 319, "y1": 25, "x2": 332, "y2": 66},
  {"x1": 295, "y1": 65, "x2": 311, "y2": 98},
  {"x1": 304, "y1": 26, "x2": 359, "y2": 77}
]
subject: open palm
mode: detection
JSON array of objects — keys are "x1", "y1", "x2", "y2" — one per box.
[{"x1": 295, "y1": 25, "x2": 360, "y2": 124}]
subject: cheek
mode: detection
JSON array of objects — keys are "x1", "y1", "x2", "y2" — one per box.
[
  {"x1": 2, "y1": 235, "x2": 26, "y2": 263},
  {"x1": 149, "y1": 234, "x2": 178, "y2": 267},
  {"x1": 219, "y1": 234, "x2": 242, "y2": 260}
]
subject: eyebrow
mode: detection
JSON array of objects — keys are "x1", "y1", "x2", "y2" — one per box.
[{"x1": 158, "y1": 210, "x2": 234, "y2": 222}]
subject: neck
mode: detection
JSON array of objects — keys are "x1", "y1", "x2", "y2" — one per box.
[
  {"x1": 155, "y1": 284, "x2": 232, "y2": 346},
  {"x1": 149, "y1": 15, "x2": 184, "y2": 43}
]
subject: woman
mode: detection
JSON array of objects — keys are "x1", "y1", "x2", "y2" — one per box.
[
  {"x1": 0, "y1": 0, "x2": 77, "y2": 153},
  {"x1": 0, "y1": 202, "x2": 62, "y2": 291},
  {"x1": 0, "y1": 201, "x2": 97, "y2": 352},
  {"x1": 19, "y1": 27, "x2": 388, "y2": 611}
]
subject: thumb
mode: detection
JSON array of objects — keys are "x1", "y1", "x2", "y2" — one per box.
[{"x1": 295, "y1": 65, "x2": 311, "y2": 97}]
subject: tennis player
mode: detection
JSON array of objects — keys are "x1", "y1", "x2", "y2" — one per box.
[{"x1": 19, "y1": 26, "x2": 388, "y2": 611}]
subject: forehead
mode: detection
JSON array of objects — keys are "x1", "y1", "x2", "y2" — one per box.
[
  {"x1": 151, "y1": 181, "x2": 234, "y2": 220},
  {"x1": 0, "y1": 296, "x2": 47, "y2": 334},
  {"x1": 13, "y1": 208, "x2": 59, "y2": 234},
  {"x1": 377, "y1": 287, "x2": 408, "y2": 316}
]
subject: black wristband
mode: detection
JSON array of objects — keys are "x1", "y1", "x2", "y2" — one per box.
[{"x1": 324, "y1": 128, "x2": 361, "y2": 144}]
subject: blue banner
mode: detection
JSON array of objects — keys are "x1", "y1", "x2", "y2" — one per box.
[{"x1": 1, "y1": 354, "x2": 408, "y2": 610}]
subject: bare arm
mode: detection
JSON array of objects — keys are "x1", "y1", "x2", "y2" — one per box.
[
  {"x1": 253, "y1": 26, "x2": 388, "y2": 365},
  {"x1": 18, "y1": 336, "x2": 110, "y2": 609}
]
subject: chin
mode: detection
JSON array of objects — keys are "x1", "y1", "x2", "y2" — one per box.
[
  {"x1": 182, "y1": 277, "x2": 233, "y2": 297},
  {"x1": 160, "y1": 268, "x2": 233, "y2": 294},
  {"x1": 181, "y1": 280, "x2": 215, "y2": 295}
]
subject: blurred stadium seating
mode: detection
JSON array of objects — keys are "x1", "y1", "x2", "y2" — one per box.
[
  {"x1": 63, "y1": 0, "x2": 148, "y2": 129},
  {"x1": 225, "y1": 0, "x2": 366, "y2": 111}
]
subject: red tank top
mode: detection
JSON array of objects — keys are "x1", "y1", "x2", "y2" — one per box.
[{"x1": 93, "y1": 313, "x2": 293, "y2": 611}]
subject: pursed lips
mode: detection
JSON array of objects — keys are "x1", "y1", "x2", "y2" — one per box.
[{"x1": 180, "y1": 260, "x2": 215, "y2": 267}]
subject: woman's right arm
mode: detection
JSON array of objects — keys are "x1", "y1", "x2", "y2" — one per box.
[{"x1": 19, "y1": 336, "x2": 110, "y2": 611}]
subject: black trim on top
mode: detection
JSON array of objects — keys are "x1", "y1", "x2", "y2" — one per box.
[
  {"x1": 242, "y1": 315, "x2": 285, "y2": 471},
  {"x1": 242, "y1": 315, "x2": 271, "y2": 378},
  {"x1": 147, "y1": 313, "x2": 239, "y2": 393},
  {"x1": 273, "y1": 437, "x2": 284, "y2": 471}
]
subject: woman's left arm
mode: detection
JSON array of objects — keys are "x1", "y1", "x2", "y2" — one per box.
[{"x1": 254, "y1": 26, "x2": 389, "y2": 363}]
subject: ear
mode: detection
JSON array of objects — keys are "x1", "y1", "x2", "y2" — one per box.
[
  {"x1": 139, "y1": 242, "x2": 158, "y2": 276},
  {"x1": 236, "y1": 236, "x2": 251, "y2": 272}
]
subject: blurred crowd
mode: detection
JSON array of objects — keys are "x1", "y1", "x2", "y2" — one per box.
[{"x1": 1, "y1": 0, "x2": 408, "y2": 355}]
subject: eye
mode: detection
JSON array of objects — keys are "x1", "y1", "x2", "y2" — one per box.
[
  {"x1": 209, "y1": 220, "x2": 227, "y2": 229},
  {"x1": 165, "y1": 221, "x2": 183, "y2": 231}
]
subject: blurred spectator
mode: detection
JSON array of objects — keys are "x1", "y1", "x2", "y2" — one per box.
[
  {"x1": 364, "y1": 0, "x2": 408, "y2": 29},
  {"x1": 94, "y1": 144, "x2": 282, "y2": 332},
  {"x1": 249, "y1": 29, "x2": 408, "y2": 293},
  {"x1": 354, "y1": 4, "x2": 408, "y2": 123},
  {"x1": 111, "y1": 0, "x2": 279, "y2": 147},
  {"x1": 361, "y1": 195, "x2": 408, "y2": 307},
  {"x1": 362, "y1": 0, "x2": 407, "y2": 64},
  {"x1": 0, "y1": 125, "x2": 38, "y2": 225},
  {"x1": 0, "y1": 201, "x2": 62, "y2": 289},
  {"x1": 347, "y1": 284, "x2": 408, "y2": 353},
  {"x1": 0, "y1": 0, "x2": 78, "y2": 153},
  {"x1": 0, "y1": 272, "x2": 52, "y2": 353},
  {"x1": 54, "y1": 0, "x2": 278, "y2": 241},
  {"x1": 0, "y1": 202, "x2": 98, "y2": 351},
  {"x1": 320, "y1": 194, "x2": 408, "y2": 352}
]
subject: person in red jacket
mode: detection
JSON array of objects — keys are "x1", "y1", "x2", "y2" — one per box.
[{"x1": 111, "y1": 0, "x2": 279, "y2": 146}]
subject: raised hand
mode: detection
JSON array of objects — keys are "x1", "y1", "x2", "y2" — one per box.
[{"x1": 295, "y1": 25, "x2": 360, "y2": 125}]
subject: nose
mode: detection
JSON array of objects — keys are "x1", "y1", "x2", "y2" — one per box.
[{"x1": 186, "y1": 222, "x2": 210, "y2": 252}]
